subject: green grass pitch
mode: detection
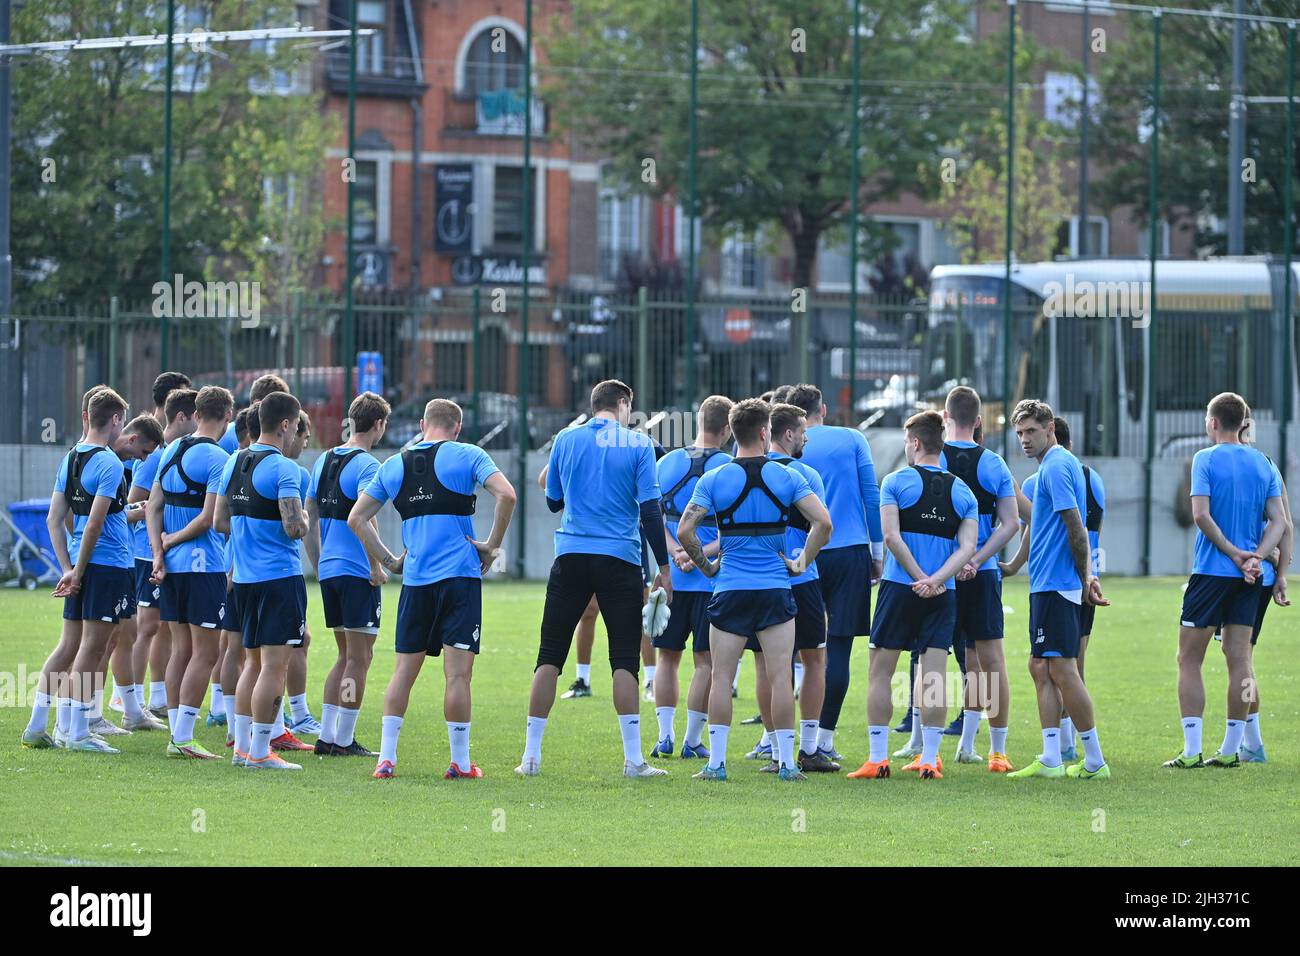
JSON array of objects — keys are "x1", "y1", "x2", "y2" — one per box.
[{"x1": 1, "y1": 577, "x2": 1297, "y2": 866}]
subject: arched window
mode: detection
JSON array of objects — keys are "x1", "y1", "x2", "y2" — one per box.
[{"x1": 465, "y1": 28, "x2": 525, "y2": 96}]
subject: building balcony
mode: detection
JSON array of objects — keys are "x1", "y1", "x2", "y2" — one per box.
[
  {"x1": 444, "y1": 88, "x2": 547, "y2": 137},
  {"x1": 325, "y1": 52, "x2": 427, "y2": 99}
]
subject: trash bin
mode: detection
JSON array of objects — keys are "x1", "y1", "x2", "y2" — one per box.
[{"x1": 7, "y1": 498, "x2": 57, "y2": 577}]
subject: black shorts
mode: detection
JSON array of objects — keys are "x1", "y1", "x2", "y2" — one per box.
[
  {"x1": 654, "y1": 589, "x2": 711, "y2": 653},
  {"x1": 395, "y1": 577, "x2": 480, "y2": 656},
  {"x1": 134, "y1": 558, "x2": 160, "y2": 610},
  {"x1": 160, "y1": 571, "x2": 227, "y2": 629},
  {"x1": 709, "y1": 588, "x2": 797, "y2": 644},
  {"x1": 219, "y1": 580, "x2": 241, "y2": 633},
  {"x1": 1029, "y1": 590, "x2": 1082, "y2": 659},
  {"x1": 538, "y1": 552, "x2": 643, "y2": 674},
  {"x1": 816, "y1": 544, "x2": 874, "y2": 638},
  {"x1": 320, "y1": 575, "x2": 382, "y2": 633},
  {"x1": 63, "y1": 563, "x2": 133, "y2": 625},
  {"x1": 792, "y1": 580, "x2": 828, "y2": 651},
  {"x1": 869, "y1": 579, "x2": 956, "y2": 653},
  {"x1": 1251, "y1": 584, "x2": 1272, "y2": 645},
  {"x1": 1181, "y1": 573, "x2": 1260, "y2": 630},
  {"x1": 234, "y1": 575, "x2": 307, "y2": 649},
  {"x1": 955, "y1": 569, "x2": 1003, "y2": 645},
  {"x1": 1079, "y1": 601, "x2": 1097, "y2": 637}
]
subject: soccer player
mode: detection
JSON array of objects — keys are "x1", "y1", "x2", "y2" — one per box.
[
  {"x1": 306, "y1": 392, "x2": 391, "y2": 758},
  {"x1": 651, "y1": 394, "x2": 733, "y2": 759},
  {"x1": 217, "y1": 392, "x2": 311, "y2": 770},
  {"x1": 281, "y1": 409, "x2": 322, "y2": 739},
  {"x1": 218, "y1": 372, "x2": 289, "y2": 454},
  {"x1": 765, "y1": 402, "x2": 838, "y2": 772},
  {"x1": 785, "y1": 383, "x2": 883, "y2": 762},
  {"x1": 676, "y1": 398, "x2": 833, "y2": 782},
  {"x1": 215, "y1": 407, "x2": 255, "y2": 746},
  {"x1": 1165, "y1": 392, "x2": 1287, "y2": 769},
  {"x1": 351, "y1": 398, "x2": 516, "y2": 779},
  {"x1": 846, "y1": 410, "x2": 977, "y2": 781},
  {"x1": 936, "y1": 386, "x2": 1020, "y2": 772},
  {"x1": 1004, "y1": 400, "x2": 1111, "y2": 780},
  {"x1": 23, "y1": 389, "x2": 134, "y2": 753},
  {"x1": 148, "y1": 386, "x2": 234, "y2": 758},
  {"x1": 517, "y1": 379, "x2": 672, "y2": 779}
]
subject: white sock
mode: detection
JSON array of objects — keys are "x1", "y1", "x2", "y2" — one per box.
[
  {"x1": 319, "y1": 703, "x2": 339, "y2": 745},
  {"x1": 1221, "y1": 719, "x2": 1245, "y2": 757},
  {"x1": 56, "y1": 697, "x2": 73, "y2": 735},
  {"x1": 1078, "y1": 725, "x2": 1104, "y2": 772},
  {"x1": 174, "y1": 705, "x2": 199, "y2": 743},
  {"x1": 1040, "y1": 727, "x2": 1062, "y2": 768},
  {"x1": 775, "y1": 728, "x2": 797, "y2": 769},
  {"x1": 656, "y1": 706, "x2": 675, "y2": 742},
  {"x1": 644, "y1": 665, "x2": 657, "y2": 687},
  {"x1": 381, "y1": 715, "x2": 404, "y2": 764},
  {"x1": 760, "y1": 729, "x2": 772, "y2": 748},
  {"x1": 90, "y1": 688, "x2": 104, "y2": 721},
  {"x1": 448, "y1": 721, "x2": 471, "y2": 769},
  {"x1": 167, "y1": 708, "x2": 179, "y2": 732},
  {"x1": 959, "y1": 709, "x2": 981, "y2": 753},
  {"x1": 223, "y1": 696, "x2": 238, "y2": 735},
  {"x1": 523, "y1": 716, "x2": 547, "y2": 763},
  {"x1": 234, "y1": 714, "x2": 253, "y2": 754},
  {"x1": 990, "y1": 725, "x2": 1008, "y2": 755},
  {"x1": 799, "y1": 719, "x2": 819, "y2": 756},
  {"x1": 793, "y1": 661, "x2": 805, "y2": 694},
  {"x1": 869, "y1": 725, "x2": 889, "y2": 762},
  {"x1": 121, "y1": 684, "x2": 144, "y2": 720},
  {"x1": 250, "y1": 721, "x2": 273, "y2": 760},
  {"x1": 576, "y1": 663, "x2": 591, "y2": 684},
  {"x1": 149, "y1": 681, "x2": 167, "y2": 709},
  {"x1": 707, "y1": 725, "x2": 729, "y2": 768},
  {"x1": 272, "y1": 708, "x2": 285, "y2": 738},
  {"x1": 907, "y1": 707, "x2": 923, "y2": 748},
  {"x1": 685, "y1": 710, "x2": 708, "y2": 748},
  {"x1": 1181, "y1": 716, "x2": 1203, "y2": 757},
  {"x1": 211, "y1": 683, "x2": 224, "y2": 713},
  {"x1": 1243, "y1": 713, "x2": 1263, "y2": 750},
  {"x1": 26, "y1": 691, "x2": 53, "y2": 735},
  {"x1": 1059, "y1": 716, "x2": 1075, "y2": 747},
  {"x1": 921, "y1": 725, "x2": 942, "y2": 767},
  {"x1": 618, "y1": 713, "x2": 644, "y2": 765},
  {"x1": 335, "y1": 707, "x2": 360, "y2": 747},
  {"x1": 816, "y1": 727, "x2": 834, "y2": 752},
  {"x1": 70, "y1": 700, "x2": 91, "y2": 740},
  {"x1": 289, "y1": 693, "x2": 309, "y2": 722}
]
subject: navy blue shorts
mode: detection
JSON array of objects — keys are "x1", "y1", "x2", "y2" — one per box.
[
  {"x1": 654, "y1": 589, "x2": 711, "y2": 653},
  {"x1": 1181, "y1": 573, "x2": 1260, "y2": 630},
  {"x1": 134, "y1": 558, "x2": 160, "y2": 610},
  {"x1": 63, "y1": 563, "x2": 133, "y2": 624},
  {"x1": 816, "y1": 544, "x2": 874, "y2": 638},
  {"x1": 708, "y1": 588, "x2": 797, "y2": 644},
  {"x1": 395, "y1": 577, "x2": 481, "y2": 656},
  {"x1": 234, "y1": 575, "x2": 307, "y2": 649},
  {"x1": 792, "y1": 580, "x2": 828, "y2": 651},
  {"x1": 1251, "y1": 584, "x2": 1272, "y2": 644},
  {"x1": 160, "y1": 571, "x2": 227, "y2": 629},
  {"x1": 1029, "y1": 590, "x2": 1082, "y2": 659},
  {"x1": 219, "y1": 581, "x2": 241, "y2": 633},
  {"x1": 320, "y1": 575, "x2": 382, "y2": 632},
  {"x1": 1079, "y1": 601, "x2": 1097, "y2": 637},
  {"x1": 869, "y1": 579, "x2": 956, "y2": 653},
  {"x1": 955, "y1": 569, "x2": 1003, "y2": 645}
]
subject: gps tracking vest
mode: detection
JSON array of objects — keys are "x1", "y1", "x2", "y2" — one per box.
[
  {"x1": 314, "y1": 447, "x2": 365, "y2": 520},
  {"x1": 227, "y1": 447, "x2": 284, "y2": 521},
  {"x1": 897, "y1": 466, "x2": 960, "y2": 540},
  {"x1": 660, "y1": 446, "x2": 724, "y2": 519},
  {"x1": 714, "y1": 457, "x2": 790, "y2": 538},
  {"x1": 941, "y1": 442, "x2": 997, "y2": 516},
  {"x1": 158, "y1": 435, "x2": 218, "y2": 508},
  {"x1": 65, "y1": 446, "x2": 128, "y2": 516},
  {"x1": 771, "y1": 456, "x2": 811, "y2": 532},
  {"x1": 393, "y1": 441, "x2": 476, "y2": 520},
  {"x1": 1081, "y1": 463, "x2": 1103, "y2": 532}
]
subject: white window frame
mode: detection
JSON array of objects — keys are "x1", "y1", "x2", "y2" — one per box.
[
  {"x1": 477, "y1": 159, "x2": 547, "y2": 255},
  {"x1": 352, "y1": 153, "x2": 392, "y2": 245},
  {"x1": 720, "y1": 228, "x2": 762, "y2": 293},
  {"x1": 1137, "y1": 220, "x2": 1172, "y2": 257},
  {"x1": 1068, "y1": 215, "x2": 1110, "y2": 257},
  {"x1": 454, "y1": 17, "x2": 531, "y2": 95},
  {"x1": 598, "y1": 186, "x2": 643, "y2": 284}
]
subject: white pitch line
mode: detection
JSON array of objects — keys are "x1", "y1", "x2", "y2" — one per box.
[{"x1": 0, "y1": 849, "x2": 114, "y2": 867}]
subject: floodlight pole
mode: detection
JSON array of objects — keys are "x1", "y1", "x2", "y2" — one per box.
[
  {"x1": 517, "y1": 0, "x2": 532, "y2": 579},
  {"x1": 1002, "y1": 0, "x2": 1015, "y2": 460},
  {"x1": 685, "y1": 0, "x2": 698, "y2": 411},
  {"x1": 344, "y1": 0, "x2": 357, "y2": 389},
  {"x1": 1282, "y1": 22, "x2": 1295, "y2": 491},
  {"x1": 161, "y1": 0, "x2": 175, "y2": 369},
  {"x1": 849, "y1": 0, "x2": 861, "y2": 418},
  {"x1": 1142, "y1": 9, "x2": 1161, "y2": 578}
]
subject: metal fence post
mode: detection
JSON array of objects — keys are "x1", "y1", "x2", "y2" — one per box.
[
  {"x1": 637, "y1": 286, "x2": 649, "y2": 410},
  {"x1": 849, "y1": 0, "x2": 861, "y2": 418},
  {"x1": 293, "y1": 292, "x2": 304, "y2": 399},
  {"x1": 1002, "y1": 0, "x2": 1016, "y2": 460},
  {"x1": 685, "y1": 0, "x2": 698, "y2": 411},
  {"x1": 108, "y1": 296, "x2": 119, "y2": 388},
  {"x1": 472, "y1": 285, "x2": 481, "y2": 438},
  {"x1": 1282, "y1": 21, "x2": 1295, "y2": 492},
  {"x1": 1142, "y1": 8, "x2": 1162, "y2": 578}
]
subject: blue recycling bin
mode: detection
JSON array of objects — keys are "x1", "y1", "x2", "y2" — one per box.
[{"x1": 7, "y1": 498, "x2": 57, "y2": 577}]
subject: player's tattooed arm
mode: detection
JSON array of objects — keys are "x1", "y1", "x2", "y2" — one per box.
[
  {"x1": 675, "y1": 504, "x2": 718, "y2": 577},
  {"x1": 348, "y1": 492, "x2": 405, "y2": 575},
  {"x1": 279, "y1": 496, "x2": 309, "y2": 540}
]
